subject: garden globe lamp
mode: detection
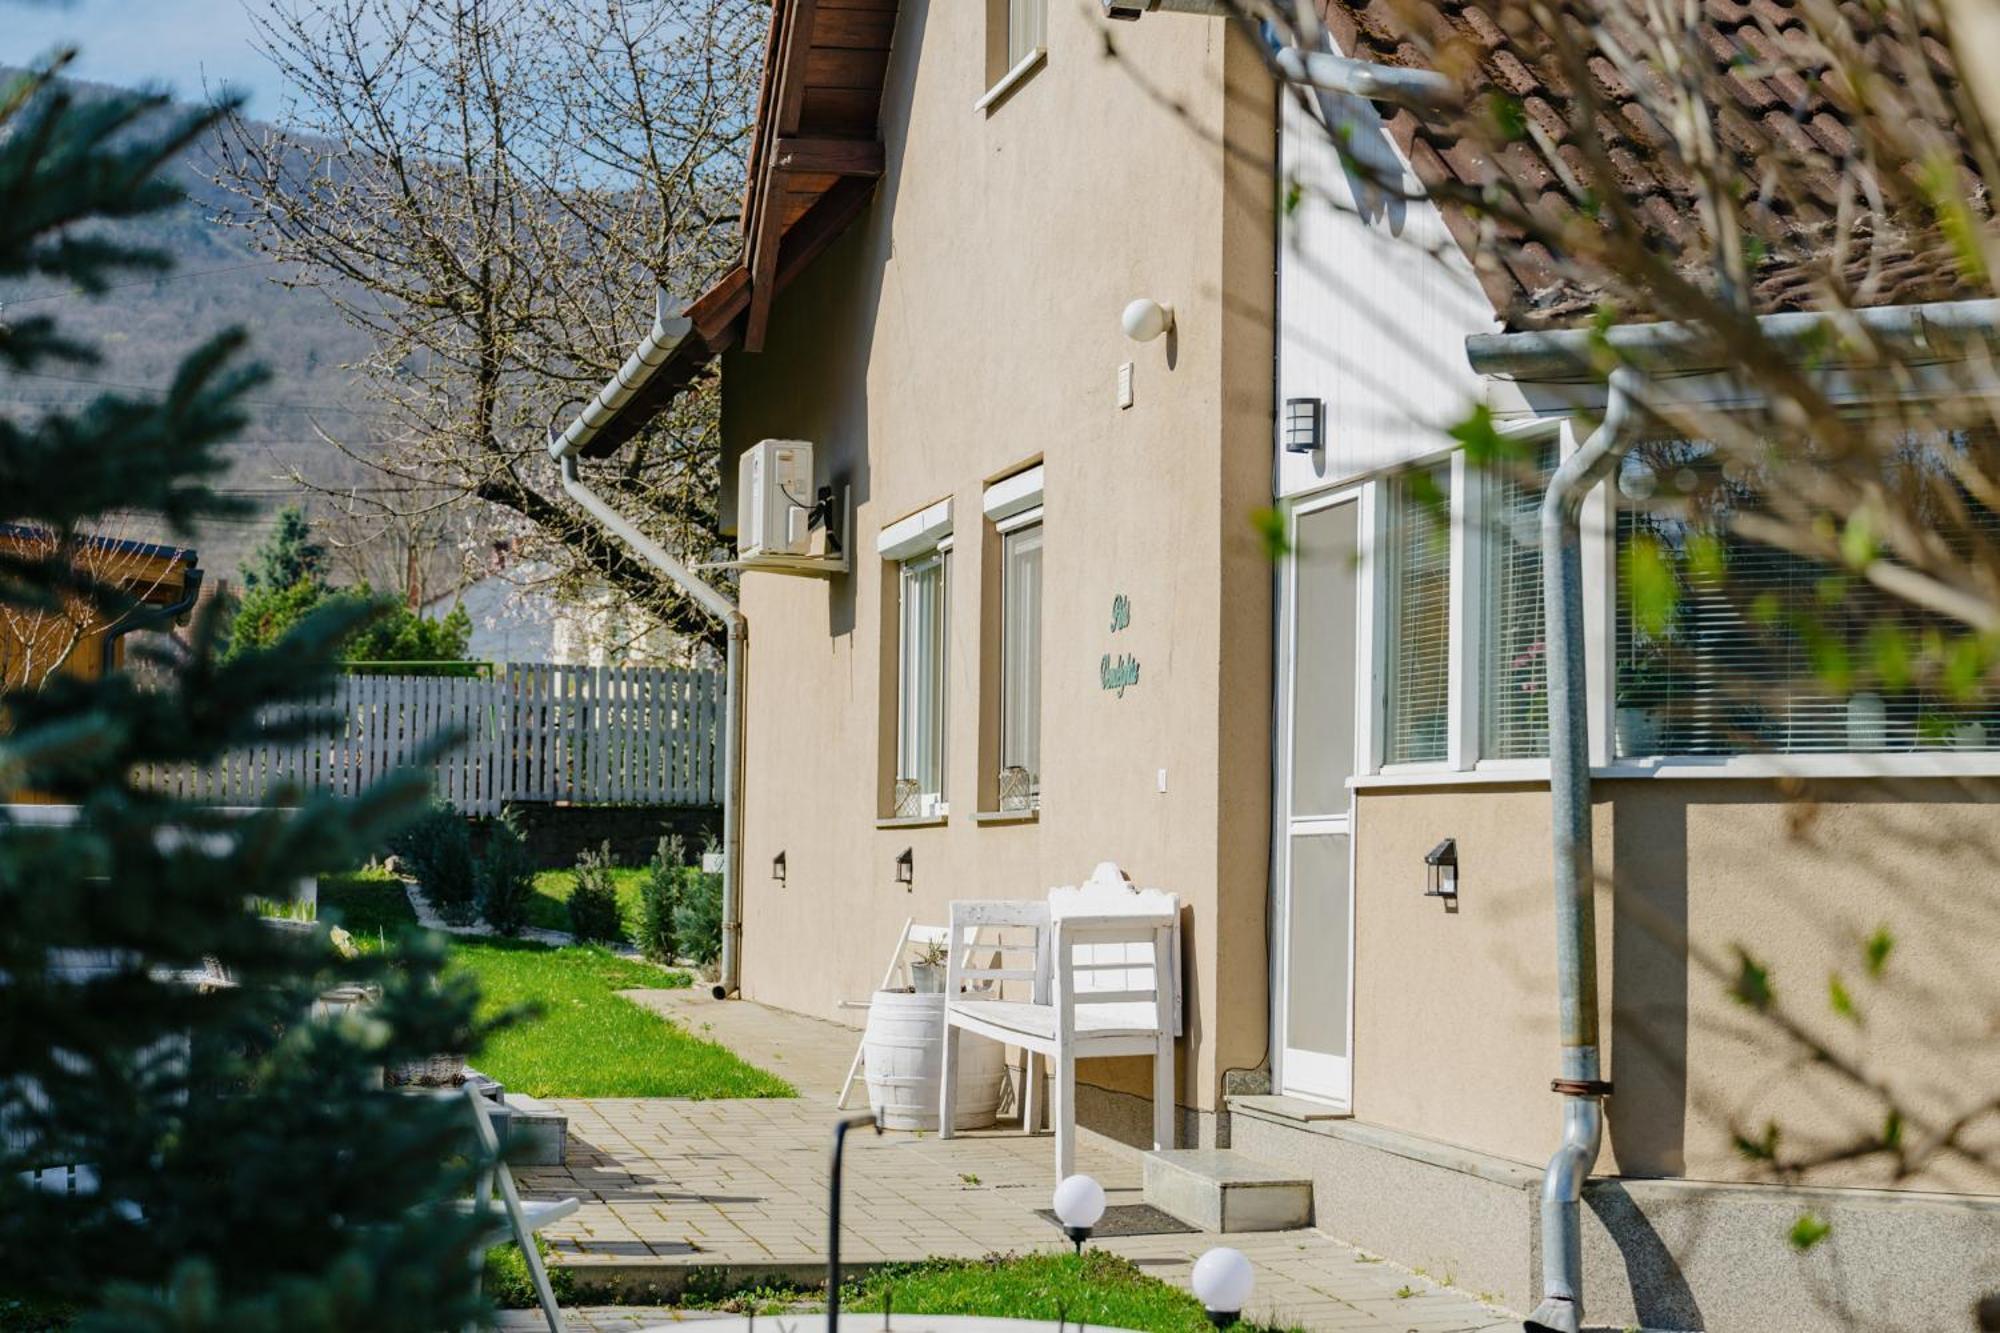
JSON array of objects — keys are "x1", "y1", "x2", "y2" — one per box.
[
  {"x1": 1191, "y1": 1246, "x2": 1254, "y2": 1329},
  {"x1": 1052, "y1": 1173, "x2": 1106, "y2": 1253}
]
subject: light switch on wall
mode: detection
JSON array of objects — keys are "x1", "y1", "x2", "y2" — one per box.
[
  {"x1": 1157, "y1": 767, "x2": 1168, "y2": 793},
  {"x1": 1118, "y1": 362, "x2": 1135, "y2": 410}
]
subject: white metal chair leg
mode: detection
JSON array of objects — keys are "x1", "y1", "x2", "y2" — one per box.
[{"x1": 1022, "y1": 1051, "x2": 1038, "y2": 1133}]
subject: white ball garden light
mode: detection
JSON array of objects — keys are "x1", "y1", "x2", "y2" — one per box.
[
  {"x1": 1121, "y1": 297, "x2": 1175, "y2": 343},
  {"x1": 1051, "y1": 1173, "x2": 1106, "y2": 1253},
  {"x1": 1191, "y1": 1246, "x2": 1255, "y2": 1329}
]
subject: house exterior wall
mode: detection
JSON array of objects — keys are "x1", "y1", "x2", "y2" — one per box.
[
  {"x1": 1348, "y1": 778, "x2": 2000, "y2": 1195},
  {"x1": 720, "y1": 1, "x2": 1277, "y2": 1125}
]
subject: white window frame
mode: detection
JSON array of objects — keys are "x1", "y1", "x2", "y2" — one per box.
[
  {"x1": 881, "y1": 499, "x2": 955, "y2": 816},
  {"x1": 996, "y1": 507, "x2": 1043, "y2": 809}
]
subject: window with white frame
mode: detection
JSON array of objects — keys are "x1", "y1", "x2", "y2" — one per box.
[
  {"x1": 1613, "y1": 436, "x2": 2000, "y2": 757},
  {"x1": 998, "y1": 520, "x2": 1042, "y2": 809},
  {"x1": 880, "y1": 498, "x2": 954, "y2": 817},
  {"x1": 1007, "y1": 0, "x2": 1046, "y2": 69},
  {"x1": 1481, "y1": 439, "x2": 1559, "y2": 760},
  {"x1": 1383, "y1": 466, "x2": 1452, "y2": 765},
  {"x1": 897, "y1": 549, "x2": 949, "y2": 813}
]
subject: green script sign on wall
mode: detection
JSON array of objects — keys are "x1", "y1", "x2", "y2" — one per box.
[{"x1": 1102, "y1": 593, "x2": 1139, "y2": 696}]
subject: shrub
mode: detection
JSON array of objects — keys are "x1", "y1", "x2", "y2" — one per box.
[
  {"x1": 636, "y1": 834, "x2": 686, "y2": 964},
  {"x1": 478, "y1": 809, "x2": 535, "y2": 936},
  {"x1": 672, "y1": 853, "x2": 724, "y2": 967},
  {"x1": 391, "y1": 800, "x2": 477, "y2": 924},
  {"x1": 566, "y1": 841, "x2": 624, "y2": 942}
]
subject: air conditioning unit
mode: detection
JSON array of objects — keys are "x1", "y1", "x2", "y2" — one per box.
[{"x1": 737, "y1": 439, "x2": 814, "y2": 558}]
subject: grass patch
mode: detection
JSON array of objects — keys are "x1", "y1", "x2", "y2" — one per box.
[
  {"x1": 691, "y1": 1253, "x2": 1296, "y2": 1332},
  {"x1": 319, "y1": 867, "x2": 415, "y2": 949},
  {"x1": 523, "y1": 865, "x2": 647, "y2": 940},
  {"x1": 318, "y1": 871, "x2": 791, "y2": 1100},
  {"x1": 484, "y1": 1236, "x2": 576, "y2": 1309}
]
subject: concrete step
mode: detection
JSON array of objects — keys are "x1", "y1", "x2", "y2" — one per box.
[{"x1": 1142, "y1": 1148, "x2": 1312, "y2": 1233}]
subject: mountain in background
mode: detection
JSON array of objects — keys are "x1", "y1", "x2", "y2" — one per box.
[{"x1": 0, "y1": 68, "x2": 457, "y2": 595}]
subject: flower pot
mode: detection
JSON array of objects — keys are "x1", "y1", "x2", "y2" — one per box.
[
  {"x1": 1615, "y1": 705, "x2": 1661, "y2": 758},
  {"x1": 1846, "y1": 692, "x2": 1888, "y2": 750},
  {"x1": 909, "y1": 960, "x2": 945, "y2": 994}
]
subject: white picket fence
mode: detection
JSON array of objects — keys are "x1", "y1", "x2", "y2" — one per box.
[{"x1": 141, "y1": 664, "x2": 724, "y2": 814}]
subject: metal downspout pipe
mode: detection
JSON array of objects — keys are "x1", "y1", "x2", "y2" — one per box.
[
  {"x1": 555, "y1": 456, "x2": 746, "y2": 998},
  {"x1": 1524, "y1": 365, "x2": 1640, "y2": 1333}
]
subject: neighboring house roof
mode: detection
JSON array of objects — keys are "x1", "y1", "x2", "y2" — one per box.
[
  {"x1": 0, "y1": 522, "x2": 198, "y2": 606},
  {"x1": 576, "y1": 0, "x2": 898, "y2": 458},
  {"x1": 1320, "y1": 0, "x2": 1980, "y2": 328}
]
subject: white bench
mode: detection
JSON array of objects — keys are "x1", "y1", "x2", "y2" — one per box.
[{"x1": 939, "y1": 862, "x2": 1181, "y2": 1182}]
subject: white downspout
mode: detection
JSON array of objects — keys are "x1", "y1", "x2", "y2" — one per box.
[{"x1": 549, "y1": 293, "x2": 747, "y2": 998}]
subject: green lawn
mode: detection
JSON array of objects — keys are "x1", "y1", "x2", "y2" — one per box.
[
  {"x1": 317, "y1": 871, "x2": 792, "y2": 1100},
  {"x1": 521, "y1": 866, "x2": 648, "y2": 940},
  {"x1": 705, "y1": 1253, "x2": 1297, "y2": 1332}
]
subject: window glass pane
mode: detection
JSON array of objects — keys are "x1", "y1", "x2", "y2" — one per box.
[
  {"x1": 1384, "y1": 468, "x2": 1451, "y2": 764},
  {"x1": 897, "y1": 553, "x2": 948, "y2": 806},
  {"x1": 1482, "y1": 441, "x2": 1557, "y2": 759},
  {"x1": 1285, "y1": 832, "x2": 1350, "y2": 1059},
  {"x1": 1615, "y1": 435, "x2": 2000, "y2": 756},
  {"x1": 1000, "y1": 523, "x2": 1042, "y2": 808},
  {"x1": 1292, "y1": 501, "x2": 1358, "y2": 815},
  {"x1": 1008, "y1": 0, "x2": 1045, "y2": 66}
]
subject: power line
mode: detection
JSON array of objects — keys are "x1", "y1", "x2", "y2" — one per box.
[{"x1": 4, "y1": 370, "x2": 399, "y2": 417}]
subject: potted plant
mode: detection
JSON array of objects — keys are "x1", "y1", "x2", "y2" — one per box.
[
  {"x1": 1616, "y1": 642, "x2": 1671, "y2": 758},
  {"x1": 909, "y1": 936, "x2": 949, "y2": 994}
]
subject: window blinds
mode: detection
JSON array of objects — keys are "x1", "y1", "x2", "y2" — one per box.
[
  {"x1": 1385, "y1": 468, "x2": 1451, "y2": 764},
  {"x1": 898, "y1": 553, "x2": 948, "y2": 800},
  {"x1": 1615, "y1": 441, "x2": 2000, "y2": 757},
  {"x1": 1482, "y1": 441, "x2": 1557, "y2": 759}
]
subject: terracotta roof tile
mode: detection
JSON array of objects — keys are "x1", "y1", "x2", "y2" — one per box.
[{"x1": 1320, "y1": 0, "x2": 1984, "y2": 327}]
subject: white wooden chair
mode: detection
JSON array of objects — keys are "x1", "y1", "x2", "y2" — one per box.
[
  {"x1": 940, "y1": 862, "x2": 1181, "y2": 1182},
  {"x1": 461, "y1": 1084, "x2": 579, "y2": 1333}
]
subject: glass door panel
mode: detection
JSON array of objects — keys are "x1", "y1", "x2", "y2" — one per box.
[{"x1": 1278, "y1": 496, "x2": 1359, "y2": 1105}]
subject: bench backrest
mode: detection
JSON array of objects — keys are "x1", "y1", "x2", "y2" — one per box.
[
  {"x1": 1051, "y1": 863, "x2": 1182, "y2": 1037},
  {"x1": 944, "y1": 899, "x2": 1052, "y2": 1004}
]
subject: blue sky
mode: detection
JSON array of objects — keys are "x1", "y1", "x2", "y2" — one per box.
[{"x1": 6, "y1": 0, "x2": 281, "y2": 111}]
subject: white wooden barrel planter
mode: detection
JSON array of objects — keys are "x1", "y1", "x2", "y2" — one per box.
[{"x1": 863, "y1": 990, "x2": 1004, "y2": 1131}]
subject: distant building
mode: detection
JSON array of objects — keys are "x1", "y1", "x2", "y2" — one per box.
[{"x1": 422, "y1": 558, "x2": 707, "y2": 668}]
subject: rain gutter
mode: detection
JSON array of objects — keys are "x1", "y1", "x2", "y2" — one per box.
[{"x1": 549, "y1": 292, "x2": 747, "y2": 1000}]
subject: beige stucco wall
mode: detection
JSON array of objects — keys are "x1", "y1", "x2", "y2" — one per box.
[
  {"x1": 1350, "y1": 778, "x2": 2000, "y2": 1194},
  {"x1": 720, "y1": 2, "x2": 1276, "y2": 1117}
]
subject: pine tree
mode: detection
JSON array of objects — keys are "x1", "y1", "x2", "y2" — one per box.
[
  {"x1": 240, "y1": 505, "x2": 328, "y2": 593},
  {"x1": 0, "y1": 58, "x2": 491, "y2": 1331}
]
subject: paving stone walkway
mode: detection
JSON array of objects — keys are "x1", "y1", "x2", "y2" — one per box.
[{"x1": 511, "y1": 989, "x2": 1514, "y2": 1333}]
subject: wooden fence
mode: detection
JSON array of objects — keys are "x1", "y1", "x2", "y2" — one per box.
[{"x1": 142, "y1": 664, "x2": 724, "y2": 815}]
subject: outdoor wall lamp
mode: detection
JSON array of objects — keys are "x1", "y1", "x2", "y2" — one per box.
[
  {"x1": 1424, "y1": 837, "x2": 1458, "y2": 900},
  {"x1": 1052, "y1": 1173, "x2": 1106, "y2": 1253},
  {"x1": 1191, "y1": 1247, "x2": 1254, "y2": 1329},
  {"x1": 1283, "y1": 397, "x2": 1324, "y2": 454},
  {"x1": 894, "y1": 846, "x2": 913, "y2": 888},
  {"x1": 1121, "y1": 297, "x2": 1174, "y2": 343},
  {"x1": 772, "y1": 850, "x2": 786, "y2": 884}
]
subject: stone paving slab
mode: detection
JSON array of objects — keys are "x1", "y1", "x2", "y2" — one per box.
[{"x1": 513, "y1": 989, "x2": 1513, "y2": 1332}]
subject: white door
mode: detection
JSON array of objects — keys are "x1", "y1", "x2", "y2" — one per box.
[{"x1": 1276, "y1": 493, "x2": 1361, "y2": 1106}]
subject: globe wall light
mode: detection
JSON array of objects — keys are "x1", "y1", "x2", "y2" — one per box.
[
  {"x1": 1121, "y1": 297, "x2": 1175, "y2": 343},
  {"x1": 1191, "y1": 1246, "x2": 1255, "y2": 1329},
  {"x1": 1051, "y1": 1173, "x2": 1106, "y2": 1253}
]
